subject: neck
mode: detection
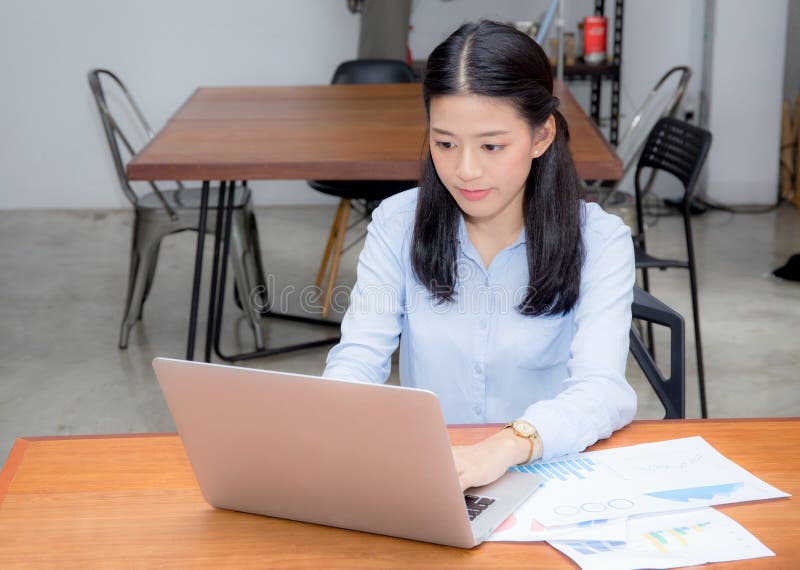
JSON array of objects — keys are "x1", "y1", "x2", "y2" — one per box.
[
  {"x1": 463, "y1": 199, "x2": 525, "y2": 269},
  {"x1": 464, "y1": 212, "x2": 524, "y2": 245}
]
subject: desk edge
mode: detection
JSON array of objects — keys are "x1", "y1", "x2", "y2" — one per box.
[{"x1": 0, "y1": 438, "x2": 30, "y2": 508}]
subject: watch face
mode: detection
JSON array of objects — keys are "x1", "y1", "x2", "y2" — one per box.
[{"x1": 513, "y1": 420, "x2": 534, "y2": 436}]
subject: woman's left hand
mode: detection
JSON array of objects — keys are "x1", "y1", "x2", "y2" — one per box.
[{"x1": 451, "y1": 428, "x2": 533, "y2": 491}]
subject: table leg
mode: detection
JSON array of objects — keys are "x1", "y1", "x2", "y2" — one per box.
[
  {"x1": 204, "y1": 181, "x2": 228, "y2": 363},
  {"x1": 211, "y1": 182, "x2": 236, "y2": 358},
  {"x1": 209, "y1": 182, "x2": 341, "y2": 363},
  {"x1": 186, "y1": 180, "x2": 210, "y2": 361}
]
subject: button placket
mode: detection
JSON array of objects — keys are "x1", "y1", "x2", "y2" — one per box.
[{"x1": 472, "y1": 291, "x2": 490, "y2": 420}]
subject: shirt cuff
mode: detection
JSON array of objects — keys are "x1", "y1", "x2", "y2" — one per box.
[{"x1": 520, "y1": 401, "x2": 576, "y2": 462}]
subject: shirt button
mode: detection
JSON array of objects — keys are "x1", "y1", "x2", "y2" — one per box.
[
  {"x1": 474, "y1": 405, "x2": 482, "y2": 416},
  {"x1": 474, "y1": 363, "x2": 482, "y2": 374}
]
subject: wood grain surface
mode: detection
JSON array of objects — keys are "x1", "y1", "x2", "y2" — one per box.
[
  {"x1": 127, "y1": 82, "x2": 623, "y2": 182},
  {"x1": 0, "y1": 420, "x2": 795, "y2": 568}
]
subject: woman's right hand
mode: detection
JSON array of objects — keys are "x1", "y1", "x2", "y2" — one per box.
[{"x1": 451, "y1": 427, "x2": 533, "y2": 491}]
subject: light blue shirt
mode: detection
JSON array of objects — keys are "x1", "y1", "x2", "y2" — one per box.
[{"x1": 323, "y1": 188, "x2": 637, "y2": 461}]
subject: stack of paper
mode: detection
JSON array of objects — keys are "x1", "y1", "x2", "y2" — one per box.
[
  {"x1": 548, "y1": 508, "x2": 774, "y2": 570},
  {"x1": 487, "y1": 437, "x2": 789, "y2": 569}
]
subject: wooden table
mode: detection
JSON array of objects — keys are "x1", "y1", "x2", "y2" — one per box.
[
  {"x1": 128, "y1": 83, "x2": 622, "y2": 182},
  {"x1": 126, "y1": 83, "x2": 622, "y2": 364},
  {"x1": 1, "y1": 419, "x2": 796, "y2": 568}
]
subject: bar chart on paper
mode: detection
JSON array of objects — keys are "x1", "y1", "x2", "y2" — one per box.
[
  {"x1": 643, "y1": 521, "x2": 711, "y2": 554},
  {"x1": 509, "y1": 437, "x2": 788, "y2": 526},
  {"x1": 515, "y1": 457, "x2": 600, "y2": 482},
  {"x1": 549, "y1": 508, "x2": 775, "y2": 570}
]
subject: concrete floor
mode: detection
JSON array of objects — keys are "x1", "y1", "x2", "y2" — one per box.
[{"x1": 1, "y1": 202, "x2": 799, "y2": 466}]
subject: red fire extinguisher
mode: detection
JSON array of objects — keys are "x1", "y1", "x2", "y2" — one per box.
[{"x1": 583, "y1": 16, "x2": 607, "y2": 64}]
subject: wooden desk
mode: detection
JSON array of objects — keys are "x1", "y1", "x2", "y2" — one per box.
[
  {"x1": 0, "y1": 419, "x2": 796, "y2": 568},
  {"x1": 126, "y1": 82, "x2": 622, "y2": 363},
  {"x1": 127, "y1": 83, "x2": 622, "y2": 182}
]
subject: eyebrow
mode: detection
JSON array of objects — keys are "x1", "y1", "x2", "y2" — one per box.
[{"x1": 431, "y1": 127, "x2": 511, "y2": 137}]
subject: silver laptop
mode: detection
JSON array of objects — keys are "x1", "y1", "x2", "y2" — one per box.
[{"x1": 153, "y1": 357, "x2": 543, "y2": 548}]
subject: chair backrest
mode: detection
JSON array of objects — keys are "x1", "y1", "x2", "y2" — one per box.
[
  {"x1": 87, "y1": 69, "x2": 177, "y2": 218},
  {"x1": 615, "y1": 66, "x2": 692, "y2": 177},
  {"x1": 331, "y1": 59, "x2": 417, "y2": 85},
  {"x1": 629, "y1": 286, "x2": 685, "y2": 419},
  {"x1": 634, "y1": 117, "x2": 713, "y2": 206}
]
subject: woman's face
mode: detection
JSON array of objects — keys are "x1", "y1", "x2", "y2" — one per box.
[{"x1": 429, "y1": 94, "x2": 554, "y2": 227}]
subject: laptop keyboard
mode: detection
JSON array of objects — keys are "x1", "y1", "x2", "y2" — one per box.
[{"x1": 464, "y1": 494, "x2": 495, "y2": 521}]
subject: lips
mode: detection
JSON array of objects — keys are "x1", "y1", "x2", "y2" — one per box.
[{"x1": 458, "y1": 188, "x2": 491, "y2": 201}]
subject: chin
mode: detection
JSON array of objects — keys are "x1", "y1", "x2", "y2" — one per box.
[{"x1": 456, "y1": 200, "x2": 497, "y2": 220}]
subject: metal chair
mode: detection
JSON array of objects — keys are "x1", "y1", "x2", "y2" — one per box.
[
  {"x1": 630, "y1": 286, "x2": 685, "y2": 419},
  {"x1": 586, "y1": 66, "x2": 692, "y2": 209},
  {"x1": 308, "y1": 59, "x2": 419, "y2": 317},
  {"x1": 614, "y1": 67, "x2": 692, "y2": 184},
  {"x1": 633, "y1": 117, "x2": 713, "y2": 418},
  {"x1": 88, "y1": 69, "x2": 268, "y2": 350}
]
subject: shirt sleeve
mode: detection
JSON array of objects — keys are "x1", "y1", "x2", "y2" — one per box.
[
  {"x1": 520, "y1": 219, "x2": 637, "y2": 461},
  {"x1": 322, "y1": 202, "x2": 407, "y2": 384}
]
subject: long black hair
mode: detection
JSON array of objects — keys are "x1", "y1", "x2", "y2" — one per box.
[{"x1": 411, "y1": 20, "x2": 584, "y2": 316}]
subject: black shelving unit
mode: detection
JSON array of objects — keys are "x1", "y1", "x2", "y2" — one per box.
[{"x1": 555, "y1": 0, "x2": 623, "y2": 145}]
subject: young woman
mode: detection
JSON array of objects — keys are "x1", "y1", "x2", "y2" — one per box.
[{"x1": 323, "y1": 20, "x2": 636, "y2": 491}]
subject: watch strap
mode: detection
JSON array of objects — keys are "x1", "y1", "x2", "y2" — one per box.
[{"x1": 503, "y1": 421, "x2": 541, "y2": 464}]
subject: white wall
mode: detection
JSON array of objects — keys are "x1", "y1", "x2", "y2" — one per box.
[
  {"x1": 613, "y1": 0, "x2": 706, "y2": 200},
  {"x1": 785, "y1": 0, "x2": 800, "y2": 103},
  {"x1": 0, "y1": 0, "x2": 359, "y2": 210},
  {"x1": 0, "y1": 0, "x2": 786, "y2": 209},
  {"x1": 617, "y1": 1, "x2": 705, "y2": 125},
  {"x1": 704, "y1": 0, "x2": 789, "y2": 205}
]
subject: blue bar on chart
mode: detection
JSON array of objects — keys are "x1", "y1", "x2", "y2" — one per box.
[
  {"x1": 569, "y1": 540, "x2": 627, "y2": 555},
  {"x1": 512, "y1": 454, "x2": 600, "y2": 481}
]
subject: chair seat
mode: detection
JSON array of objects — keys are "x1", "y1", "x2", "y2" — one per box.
[
  {"x1": 138, "y1": 186, "x2": 250, "y2": 211},
  {"x1": 634, "y1": 245, "x2": 689, "y2": 270},
  {"x1": 308, "y1": 180, "x2": 417, "y2": 201}
]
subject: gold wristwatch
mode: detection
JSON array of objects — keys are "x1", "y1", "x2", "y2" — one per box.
[{"x1": 503, "y1": 419, "x2": 542, "y2": 464}]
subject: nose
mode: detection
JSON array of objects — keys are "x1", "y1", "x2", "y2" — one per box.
[{"x1": 455, "y1": 146, "x2": 482, "y2": 182}]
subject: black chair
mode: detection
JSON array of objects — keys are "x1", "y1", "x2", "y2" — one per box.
[
  {"x1": 88, "y1": 69, "x2": 269, "y2": 350},
  {"x1": 309, "y1": 59, "x2": 419, "y2": 317},
  {"x1": 632, "y1": 117, "x2": 712, "y2": 418},
  {"x1": 630, "y1": 286, "x2": 685, "y2": 419}
]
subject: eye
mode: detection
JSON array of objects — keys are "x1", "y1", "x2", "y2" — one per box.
[
  {"x1": 435, "y1": 141, "x2": 454, "y2": 150},
  {"x1": 483, "y1": 144, "x2": 505, "y2": 152}
]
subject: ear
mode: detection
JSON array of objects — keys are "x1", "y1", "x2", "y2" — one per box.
[{"x1": 530, "y1": 114, "x2": 557, "y2": 158}]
